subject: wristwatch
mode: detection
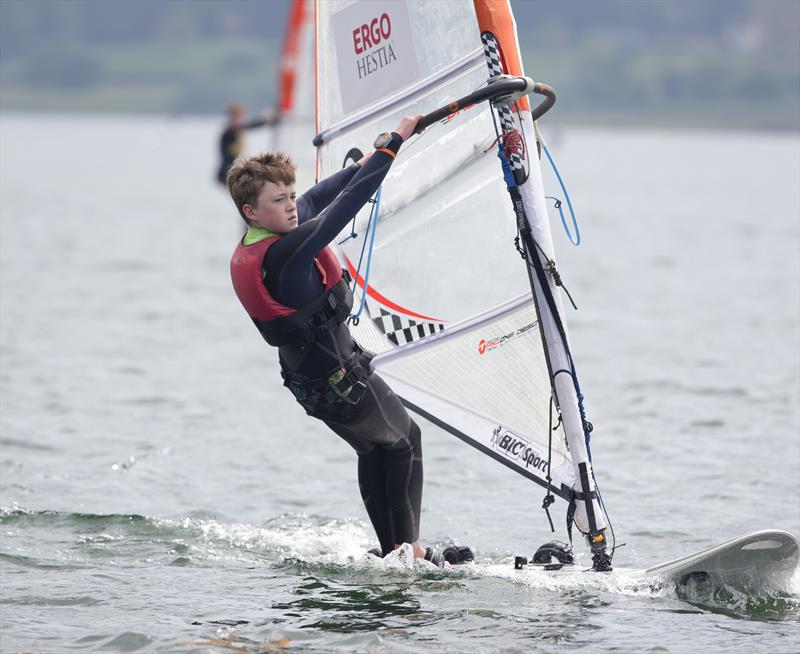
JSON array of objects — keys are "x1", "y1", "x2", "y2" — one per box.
[{"x1": 373, "y1": 132, "x2": 393, "y2": 149}]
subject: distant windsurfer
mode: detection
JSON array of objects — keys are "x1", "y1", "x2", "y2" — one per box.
[
  {"x1": 216, "y1": 103, "x2": 275, "y2": 185},
  {"x1": 226, "y1": 115, "x2": 451, "y2": 566}
]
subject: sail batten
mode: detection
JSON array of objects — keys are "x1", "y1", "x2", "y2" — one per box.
[{"x1": 374, "y1": 293, "x2": 533, "y2": 364}]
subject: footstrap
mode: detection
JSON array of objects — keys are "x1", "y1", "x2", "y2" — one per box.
[{"x1": 424, "y1": 547, "x2": 445, "y2": 568}]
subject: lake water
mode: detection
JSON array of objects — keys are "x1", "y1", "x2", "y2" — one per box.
[{"x1": 1, "y1": 112, "x2": 798, "y2": 653}]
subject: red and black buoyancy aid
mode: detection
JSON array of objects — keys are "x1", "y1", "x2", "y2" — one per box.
[{"x1": 230, "y1": 235, "x2": 353, "y2": 347}]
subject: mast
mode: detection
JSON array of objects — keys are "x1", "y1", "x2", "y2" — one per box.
[{"x1": 473, "y1": 0, "x2": 611, "y2": 563}]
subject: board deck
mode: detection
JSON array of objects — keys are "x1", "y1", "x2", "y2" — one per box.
[
  {"x1": 488, "y1": 530, "x2": 799, "y2": 588},
  {"x1": 644, "y1": 529, "x2": 799, "y2": 583}
]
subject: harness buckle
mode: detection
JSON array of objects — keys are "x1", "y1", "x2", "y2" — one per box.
[
  {"x1": 328, "y1": 364, "x2": 367, "y2": 404},
  {"x1": 346, "y1": 379, "x2": 367, "y2": 403}
]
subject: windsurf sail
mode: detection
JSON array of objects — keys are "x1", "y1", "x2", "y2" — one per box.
[{"x1": 314, "y1": 0, "x2": 611, "y2": 556}]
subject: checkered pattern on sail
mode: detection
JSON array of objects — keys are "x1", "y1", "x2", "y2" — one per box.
[
  {"x1": 343, "y1": 269, "x2": 446, "y2": 349},
  {"x1": 481, "y1": 31, "x2": 526, "y2": 182},
  {"x1": 373, "y1": 307, "x2": 445, "y2": 346}
]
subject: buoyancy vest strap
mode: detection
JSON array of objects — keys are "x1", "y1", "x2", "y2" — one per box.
[{"x1": 254, "y1": 279, "x2": 353, "y2": 347}]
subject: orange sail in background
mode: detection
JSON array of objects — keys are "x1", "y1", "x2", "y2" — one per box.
[{"x1": 278, "y1": 0, "x2": 309, "y2": 115}]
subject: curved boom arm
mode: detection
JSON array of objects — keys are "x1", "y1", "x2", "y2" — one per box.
[
  {"x1": 530, "y1": 82, "x2": 556, "y2": 122},
  {"x1": 415, "y1": 74, "x2": 533, "y2": 132},
  {"x1": 415, "y1": 75, "x2": 557, "y2": 132}
]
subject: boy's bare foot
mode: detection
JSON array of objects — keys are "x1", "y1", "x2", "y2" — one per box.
[{"x1": 391, "y1": 541, "x2": 453, "y2": 568}]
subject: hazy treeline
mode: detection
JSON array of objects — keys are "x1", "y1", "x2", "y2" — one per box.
[{"x1": 1, "y1": 0, "x2": 797, "y2": 129}]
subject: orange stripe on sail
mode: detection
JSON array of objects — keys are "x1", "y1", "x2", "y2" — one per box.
[{"x1": 472, "y1": 0, "x2": 530, "y2": 112}]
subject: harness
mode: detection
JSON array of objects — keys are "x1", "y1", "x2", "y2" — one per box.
[
  {"x1": 281, "y1": 349, "x2": 374, "y2": 417},
  {"x1": 230, "y1": 229, "x2": 373, "y2": 415}
]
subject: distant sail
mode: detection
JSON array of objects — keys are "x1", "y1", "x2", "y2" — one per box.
[
  {"x1": 274, "y1": 0, "x2": 316, "y2": 190},
  {"x1": 315, "y1": 0, "x2": 606, "y2": 537}
]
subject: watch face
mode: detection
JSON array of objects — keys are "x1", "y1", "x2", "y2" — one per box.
[{"x1": 374, "y1": 132, "x2": 392, "y2": 149}]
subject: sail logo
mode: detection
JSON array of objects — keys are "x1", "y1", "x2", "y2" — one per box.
[
  {"x1": 332, "y1": 2, "x2": 419, "y2": 114},
  {"x1": 478, "y1": 321, "x2": 537, "y2": 355},
  {"x1": 502, "y1": 129, "x2": 526, "y2": 162},
  {"x1": 492, "y1": 426, "x2": 548, "y2": 474},
  {"x1": 351, "y1": 14, "x2": 397, "y2": 80},
  {"x1": 353, "y1": 14, "x2": 391, "y2": 53}
]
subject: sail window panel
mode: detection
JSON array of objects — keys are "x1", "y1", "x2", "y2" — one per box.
[{"x1": 336, "y1": 107, "x2": 531, "y2": 326}]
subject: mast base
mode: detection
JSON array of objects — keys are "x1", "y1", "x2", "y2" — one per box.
[{"x1": 588, "y1": 530, "x2": 613, "y2": 571}]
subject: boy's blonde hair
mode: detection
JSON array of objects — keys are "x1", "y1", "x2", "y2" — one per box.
[{"x1": 227, "y1": 152, "x2": 296, "y2": 223}]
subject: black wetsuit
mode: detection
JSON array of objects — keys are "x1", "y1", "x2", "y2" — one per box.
[
  {"x1": 264, "y1": 135, "x2": 423, "y2": 555},
  {"x1": 217, "y1": 118, "x2": 270, "y2": 184}
]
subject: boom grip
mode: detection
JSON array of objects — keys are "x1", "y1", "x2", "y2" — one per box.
[
  {"x1": 414, "y1": 76, "x2": 531, "y2": 133},
  {"x1": 530, "y1": 83, "x2": 556, "y2": 122}
]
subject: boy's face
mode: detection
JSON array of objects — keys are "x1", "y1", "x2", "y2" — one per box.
[{"x1": 243, "y1": 181, "x2": 297, "y2": 233}]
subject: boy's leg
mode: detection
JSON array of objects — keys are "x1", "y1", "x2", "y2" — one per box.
[
  {"x1": 324, "y1": 374, "x2": 425, "y2": 556},
  {"x1": 357, "y1": 447, "x2": 395, "y2": 555},
  {"x1": 384, "y1": 419, "x2": 423, "y2": 547}
]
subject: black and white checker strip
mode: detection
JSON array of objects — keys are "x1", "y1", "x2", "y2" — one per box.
[
  {"x1": 373, "y1": 308, "x2": 445, "y2": 346},
  {"x1": 481, "y1": 31, "x2": 526, "y2": 182},
  {"x1": 481, "y1": 32, "x2": 506, "y2": 78}
]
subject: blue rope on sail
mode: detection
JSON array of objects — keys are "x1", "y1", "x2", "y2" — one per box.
[
  {"x1": 348, "y1": 186, "x2": 381, "y2": 324},
  {"x1": 542, "y1": 143, "x2": 580, "y2": 246},
  {"x1": 338, "y1": 216, "x2": 359, "y2": 244}
]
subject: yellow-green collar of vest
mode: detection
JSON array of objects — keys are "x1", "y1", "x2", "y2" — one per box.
[{"x1": 243, "y1": 226, "x2": 280, "y2": 245}]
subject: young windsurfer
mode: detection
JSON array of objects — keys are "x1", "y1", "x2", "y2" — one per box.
[{"x1": 227, "y1": 115, "x2": 449, "y2": 565}]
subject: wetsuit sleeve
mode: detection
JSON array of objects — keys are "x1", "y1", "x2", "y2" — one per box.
[
  {"x1": 264, "y1": 136, "x2": 402, "y2": 307},
  {"x1": 296, "y1": 165, "x2": 359, "y2": 224}
]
